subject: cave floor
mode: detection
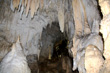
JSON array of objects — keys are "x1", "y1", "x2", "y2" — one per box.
[{"x1": 29, "y1": 56, "x2": 79, "y2": 73}]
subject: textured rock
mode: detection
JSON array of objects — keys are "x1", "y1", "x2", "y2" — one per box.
[
  {"x1": 72, "y1": 33, "x2": 103, "y2": 71},
  {"x1": 0, "y1": 0, "x2": 106, "y2": 73},
  {"x1": 0, "y1": 37, "x2": 11, "y2": 61},
  {"x1": 71, "y1": 0, "x2": 102, "y2": 71},
  {"x1": 85, "y1": 45, "x2": 104, "y2": 73},
  {"x1": 99, "y1": 0, "x2": 110, "y2": 16},
  {"x1": 0, "y1": 37, "x2": 31, "y2": 73},
  {"x1": 99, "y1": 0, "x2": 110, "y2": 72},
  {"x1": 78, "y1": 55, "x2": 85, "y2": 73},
  {"x1": 100, "y1": 15, "x2": 110, "y2": 60}
]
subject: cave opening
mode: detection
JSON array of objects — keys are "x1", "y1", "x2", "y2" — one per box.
[
  {"x1": 35, "y1": 22, "x2": 78, "y2": 73},
  {"x1": 52, "y1": 39, "x2": 69, "y2": 58}
]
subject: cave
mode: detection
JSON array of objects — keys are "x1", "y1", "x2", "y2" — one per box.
[
  {"x1": 27, "y1": 22, "x2": 78, "y2": 73},
  {"x1": 0, "y1": 0, "x2": 110, "y2": 73}
]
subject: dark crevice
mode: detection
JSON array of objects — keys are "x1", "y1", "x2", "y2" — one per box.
[
  {"x1": 52, "y1": 39, "x2": 68, "y2": 58},
  {"x1": 36, "y1": 22, "x2": 79, "y2": 73},
  {"x1": 96, "y1": 0, "x2": 103, "y2": 19}
]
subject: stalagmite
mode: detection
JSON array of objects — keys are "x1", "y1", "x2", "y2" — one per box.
[
  {"x1": 85, "y1": 45, "x2": 104, "y2": 73},
  {"x1": 72, "y1": 33, "x2": 103, "y2": 73},
  {"x1": 0, "y1": 37, "x2": 31, "y2": 73}
]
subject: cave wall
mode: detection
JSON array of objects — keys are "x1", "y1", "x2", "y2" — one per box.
[
  {"x1": 40, "y1": 22, "x2": 65, "y2": 60},
  {"x1": 0, "y1": 0, "x2": 101, "y2": 61},
  {"x1": 0, "y1": 0, "x2": 74, "y2": 59},
  {"x1": 99, "y1": 0, "x2": 110, "y2": 73},
  {"x1": 0, "y1": 0, "x2": 108, "y2": 73},
  {"x1": 0, "y1": 0, "x2": 101, "y2": 55},
  {"x1": 71, "y1": 0, "x2": 103, "y2": 73}
]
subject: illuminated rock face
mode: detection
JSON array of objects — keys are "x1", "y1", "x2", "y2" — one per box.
[
  {"x1": 99, "y1": 0, "x2": 110, "y2": 16},
  {"x1": 99, "y1": 0, "x2": 110, "y2": 73},
  {"x1": 100, "y1": 15, "x2": 110, "y2": 60},
  {"x1": 0, "y1": 38, "x2": 31, "y2": 73}
]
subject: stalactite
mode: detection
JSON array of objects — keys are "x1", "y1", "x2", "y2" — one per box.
[
  {"x1": 72, "y1": 0, "x2": 83, "y2": 37},
  {"x1": 35, "y1": 0, "x2": 39, "y2": 13},
  {"x1": 71, "y1": 0, "x2": 83, "y2": 69},
  {"x1": 26, "y1": 0, "x2": 31, "y2": 17},
  {"x1": 13, "y1": 0, "x2": 20, "y2": 10},
  {"x1": 80, "y1": 0, "x2": 91, "y2": 35},
  {"x1": 25, "y1": 0, "x2": 28, "y2": 7},
  {"x1": 58, "y1": 3, "x2": 64, "y2": 33},
  {"x1": 30, "y1": 0, "x2": 36, "y2": 18},
  {"x1": 40, "y1": 0, "x2": 44, "y2": 10}
]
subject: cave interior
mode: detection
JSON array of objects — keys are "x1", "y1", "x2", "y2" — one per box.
[{"x1": 0, "y1": 0, "x2": 110, "y2": 73}]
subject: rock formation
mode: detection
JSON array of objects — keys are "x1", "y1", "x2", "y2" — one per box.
[
  {"x1": 1, "y1": 0, "x2": 110, "y2": 73},
  {"x1": 85, "y1": 45, "x2": 104, "y2": 73},
  {"x1": 0, "y1": 37, "x2": 31, "y2": 73},
  {"x1": 99, "y1": 0, "x2": 110, "y2": 73}
]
